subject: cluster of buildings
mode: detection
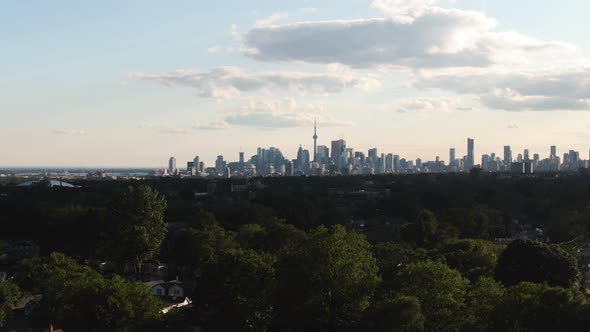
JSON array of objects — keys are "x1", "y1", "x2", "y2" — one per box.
[{"x1": 159, "y1": 123, "x2": 590, "y2": 178}]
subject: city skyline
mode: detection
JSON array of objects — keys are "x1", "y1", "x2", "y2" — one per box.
[
  {"x1": 162, "y1": 123, "x2": 589, "y2": 177},
  {"x1": 3, "y1": 1, "x2": 590, "y2": 167}
]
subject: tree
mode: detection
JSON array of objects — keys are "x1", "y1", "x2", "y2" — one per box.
[
  {"x1": 393, "y1": 260, "x2": 469, "y2": 331},
  {"x1": 15, "y1": 252, "x2": 162, "y2": 330},
  {"x1": 495, "y1": 239, "x2": 581, "y2": 288},
  {"x1": 463, "y1": 277, "x2": 504, "y2": 331},
  {"x1": 437, "y1": 239, "x2": 497, "y2": 281},
  {"x1": 273, "y1": 225, "x2": 380, "y2": 331},
  {"x1": 491, "y1": 282, "x2": 583, "y2": 332},
  {"x1": 361, "y1": 295, "x2": 425, "y2": 332},
  {"x1": 372, "y1": 242, "x2": 428, "y2": 288},
  {"x1": 105, "y1": 185, "x2": 168, "y2": 271},
  {"x1": 197, "y1": 248, "x2": 276, "y2": 332},
  {"x1": 401, "y1": 210, "x2": 440, "y2": 247},
  {"x1": 0, "y1": 279, "x2": 21, "y2": 326}
]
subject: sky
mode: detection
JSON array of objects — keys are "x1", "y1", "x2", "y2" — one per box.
[{"x1": 1, "y1": 0, "x2": 590, "y2": 167}]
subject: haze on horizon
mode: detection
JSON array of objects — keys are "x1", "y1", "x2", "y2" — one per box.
[{"x1": 2, "y1": 0, "x2": 590, "y2": 168}]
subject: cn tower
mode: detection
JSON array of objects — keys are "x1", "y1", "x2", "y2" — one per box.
[{"x1": 313, "y1": 120, "x2": 318, "y2": 162}]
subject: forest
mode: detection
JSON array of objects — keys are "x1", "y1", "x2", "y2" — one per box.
[{"x1": 1, "y1": 173, "x2": 590, "y2": 331}]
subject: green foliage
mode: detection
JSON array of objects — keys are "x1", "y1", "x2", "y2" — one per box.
[
  {"x1": 437, "y1": 239, "x2": 497, "y2": 281},
  {"x1": 361, "y1": 294, "x2": 425, "y2": 332},
  {"x1": 491, "y1": 282, "x2": 584, "y2": 332},
  {"x1": 198, "y1": 248, "x2": 276, "y2": 332},
  {"x1": 495, "y1": 239, "x2": 581, "y2": 288},
  {"x1": 0, "y1": 279, "x2": 21, "y2": 326},
  {"x1": 273, "y1": 224, "x2": 380, "y2": 331},
  {"x1": 105, "y1": 185, "x2": 168, "y2": 270},
  {"x1": 15, "y1": 252, "x2": 162, "y2": 330},
  {"x1": 463, "y1": 277, "x2": 504, "y2": 331},
  {"x1": 372, "y1": 242, "x2": 428, "y2": 285},
  {"x1": 393, "y1": 260, "x2": 469, "y2": 331},
  {"x1": 401, "y1": 210, "x2": 441, "y2": 247}
]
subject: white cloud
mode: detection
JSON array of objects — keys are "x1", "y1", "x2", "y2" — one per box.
[
  {"x1": 256, "y1": 12, "x2": 288, "y2": 27},
  {"x1": 241, "y1": 1, "x2": 579, "y2": 69},
  {"x1": 416, "y1": 67, "x2": 590, "y2": 111},
  {"x1": 53, "y1": 129, "x2": 86, "y2": 136},
  {"x1": 371, "y1": 0, "x2": 455, "y2": 24},
  {"x1": 193, "y1": 119, "x2": 231, "y2": 130},
  {"x1": 396, "y1": 97, "x2": 457, "y2": 113},
  {"x1": 131, "y1": 66, "x2": 380, "y2": 99}
]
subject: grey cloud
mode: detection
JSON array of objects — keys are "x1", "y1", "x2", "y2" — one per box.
[
  {"x1": 131, "y1": 67, "x2": 380, "y2": 99},
  {"x1": 416, "y1": 68, "x2": 590, "y2": 111}
]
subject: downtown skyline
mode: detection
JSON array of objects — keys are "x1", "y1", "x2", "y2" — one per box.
[{"x1": 2, "y1": 1, "x2": 590, "y2": 167}]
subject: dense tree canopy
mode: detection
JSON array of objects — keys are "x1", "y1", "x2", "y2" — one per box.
[
  {"x1": 495, "y1": 239, "x2": 581, "y2": 288},
  {"x1": 104, "y1": 185, "x2": 168, "y2": 271},
  {"x1": 273, "y1": 225, "x2": 380, "y2": 331}
]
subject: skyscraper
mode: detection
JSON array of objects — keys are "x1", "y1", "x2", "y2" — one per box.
[
  {"x1": 503, "y1": 146, "x2": 512, "y2": 168},
  {"x1": 550, "y1": 145, "x2": 557, "y2": 159},
  {"x1": 524, "y1": 149, "x2": 530, "y2": 161},
  {"x1": 168, "y1": 157, "x2": 176, "y2": 173},
  {"x1": 313, "y1": 120, "x2": 318, "y2": 162},
  {"x1": 466, "y1": 138, "x2": 474, "y2": 170},
  {"x1": 193, "y1": 155, "x2": 200, "y2": 174},
  {"x1": 449, "y1": 148, "x2": 456, "y2": 167},
  {"x1": 330, "y1": 139, "x2": 346, "y2": 167}
]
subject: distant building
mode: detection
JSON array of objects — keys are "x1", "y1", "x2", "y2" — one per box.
[{"x1": 168, "y1": 157, "x2": 176, "y2": 174}]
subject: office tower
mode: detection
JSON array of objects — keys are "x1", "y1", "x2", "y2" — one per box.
[
  {"x1": 355, "y1": 151, "x2": 366, "y2": 165},
  {"x1": 449, "y1": 148, "x2": 456, "y2": 167},
  {"x1": 551, "y1": 145, "x2": 557, "y2": 159},
  {"x1": 503, "y1": 146, "x2": 512, "y2": 169},
  {"x1": 517, "y1": 154, "x2": 523, "y2": 163},
  {"x1": 368, "y1": 148, "x2": 378, "y2": 164},
  {"x1": 198, "y1": 161, "x2": 205, "y2": 173},
  {"x1": 524, "y1": 149, "x2": 530, "y2": 161},
  {"x1": 168, "y1": 157, "x2": 176, "y2": 173},
  {"x1": 482, "y1": 154, "x2": 490, "y2": 170},
  {"x1": 467, "y1": 138, "x2": 474, "y2": 170},
  {"x1": 193, "y1": 156, "x2": 200, "y2": 174},
  {"x1": 313, "y1": 120, "x2": 318, "y2": 162},
  {"x1": 393, "y1": 155, "x2": 400, "y2": 173},
  {"x1": 386, "y1": 153, "x2": 394, "y2": 172},
  {"x1": 316, "y1": 145, "x2": 329, "y2": 164},
  {"x1": 303, "y1": 150, "x2": 310, "y2": 170},
  {"x1": 215, "y1": 155, "x2": 226, "y2": 173},
  {"x1": 296, "y1": 145, "x2": 304, "y2": 171},
  {"x1": 416, "y1": 158, "x2": 422, "y2": 169},
  {"x1": 284, "y1": 160, "x2": 293, "y2": 176},
  {"x1": 330, "y1": 139, "x2": 346, "y2": 166},
  {"x1": 187, "y1": 162, "x2": 194, "y2": 175}
]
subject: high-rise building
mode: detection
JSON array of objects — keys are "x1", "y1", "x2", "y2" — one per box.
[
  {"x1": 503, "y1": 146, "x2": 512, "y2": 169},
  {"x1": 449, "y1": 148, "x2": 456, "y2": 167},
  {"x1": 168, "y1": 157, "x2": 176, "y2": 173},
  {"x1": 187, "y1": 161, "x2": 194, "y2": 175},
  {"x1": 316, "y1": 145, "x2": 329, "y2": 164},
  {"x1": 313, "y1": 120, "x2": 318, "y2": 162},
  {"x1": 386, "y1": 153, "x2": 394, "y2": 172},
  {"x1": 330, "y1": 139, "x2": 346, "y2": 167},
  {"x1": 524, "y1": 149, "x2": 530, "y2": 161},
  {"x1": 215, "y1": 155, "x2": 226, "y2": 173},
  {"x1": 368, "y1": 148, "x2": 378, "y2": 164},
  {"x1": 550, "y1": 145, "x2": 557, "y2": 159},
  {"x1": 193, "y1": 156, "x2": 200, "y2": 174},
  {"x1": 466, "y1": 138, "x2": 474, "y2": 170}
]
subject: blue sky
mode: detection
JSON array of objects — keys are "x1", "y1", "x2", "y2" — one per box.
[{"x1": 2, "y1": 0, "x2": 590, "y2": 167}]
